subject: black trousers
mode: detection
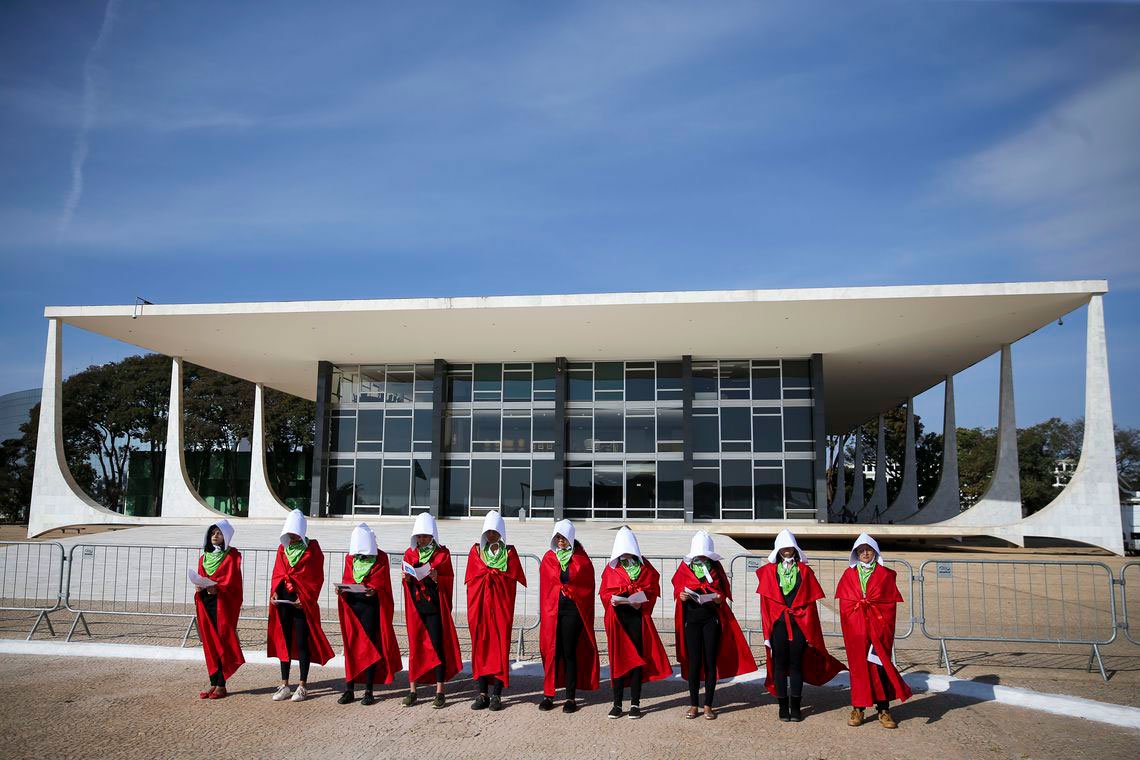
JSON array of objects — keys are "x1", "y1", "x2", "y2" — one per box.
[
  {"x1": 769, "y1": 616, "x2": 806, "y2": 699},
  {"x1": 414, "y1": 606, "x2": 448, "y2": 684},
  {"x1": 277, "y1": 600, "x2": 312, "y2": 682},
  {"x1": 873, "y1": 664, "x2": 895, "y2": 711},
  {"x1": 554, "y1": 601, "x2": 584, "y2": 699},
  {"x1": 612, "y1": 606, "x2": 644, "y2": 707},
  {"x1": 202, "y1": 592, "x2": 226, "y2": 688},
  {"x1": 345, "y1": 594, "x2": 380, "y2": 691},
  {"x1": 683, "y1": 609, "x2": 721, "y2": 707},
  {"x1": 478, "y1": 675, "x2": 504, "y2": 697}
]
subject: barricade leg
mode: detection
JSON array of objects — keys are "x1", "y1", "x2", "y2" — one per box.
[
  {"x1": 939, "y1": 639, "x2": 952, "y2": 675},
  {"x1": 1087, "y1": 644, "x2": 1108, "y2": 682},
  {"x1": 181, "y1": 618, "x2": 198, "y2": 648},
  {"x1": 66, "y1": 612, "x2": 91, "y2": 642},
  {"x1": 27, "y1": 610, "x2": 56, "y2": 640}
]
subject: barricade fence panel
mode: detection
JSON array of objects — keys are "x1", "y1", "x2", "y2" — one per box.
[
  {"x1": 0, "y1": 541, "x2": 65, "y2": 612},
  {"x1": 1119, "y1": 561, "x2": 1140, "y2": 646}
]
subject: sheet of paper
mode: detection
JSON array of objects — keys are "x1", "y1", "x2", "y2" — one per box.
[
  {"x1": 272, "y1": 598, "x2": 299, "y2": 606},
  {"x1": 186, "y1": 568, "x2": 217, "y2": 588},
  {"x1": 684, "y1": 588, "x2": 718, "y2": 604},
  {"x1": 335, "y1": 583, "x2": 368, "y2": 593},
  {"x1": 626, "y1": 590, "x2": 648, "y2": 604},
  {"x1": 403, "y1": 561, "x2": 431, "y2": 580},
  {"x1": 611, "y1": 595, "x2": 628, "y2": 605},
  {"x1": 867, "y1": 645, "x2": 883, "y2": 665}
]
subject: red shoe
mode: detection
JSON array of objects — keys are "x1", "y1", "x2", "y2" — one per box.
[
  {"x1": 199, "y1": 690, "x2": 213, "y2": 699},
  {"x1": 209, "y1": 689, "x2": 228, "y2": 700}
]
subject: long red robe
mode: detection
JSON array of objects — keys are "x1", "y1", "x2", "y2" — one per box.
[
  {"x1": 756, "y1": 561, "x2": 845, "y2": 696},
  {"x1": 671, "y1": 561, "x2": 757, "y2": 680},
  {"x1": 599, "y1": 559, "x2": 673, "y2": 683},
  {"x1": 465, "y1": 544, "x2": 527, "y2": 687},
  {"x1": 267, "y1": 540, "x2": 335, "y2": 666},
  {"x1": 401, "y1": 545, "x2": 463, "y2": 684},
  {"x1": 835, "y1": 564, "x2": 912, "y2": 707},
  {"x1": 539, "y1": 545, "x2": 601, "y2": 696},
  {"x1": 194, "y1": 549, "x2": 245, "y2": 680},
  {"x1": 336, "y1": 554, "x2": 403, "y2": 684}
]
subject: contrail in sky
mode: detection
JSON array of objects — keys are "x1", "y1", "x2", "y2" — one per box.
[{"x1": 58, "y1": 0, "x2": 122, "y2": 237}]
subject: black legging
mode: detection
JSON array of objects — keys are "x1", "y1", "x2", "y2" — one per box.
[
  {"x1": 555, "y1": 602, "x2": 584, "y2": 699},
  {"x1": 276, "y1": 587, "x2": 311, "y2": 682},
  {"x1": 478, "y1": 675, "x2": 504, "y2": 697},
  {"x1": 201, "y1": 592, "x2": 226, "y2": 688},
  {"x1": 683, "y1": 604, "x2": 721, "y2": 707},
  {"x1": 414, "y1": 607, "x2": 448, "y2": 684},
  {"x1": 345, "y1": 594, "x2": 380, "y2": 691},
  {"x1": 769, "y1": 616, "x2": 806, "y2": 698},
  {"x1": 873, "y1": 664, "x2": 895, "y2": 711},
  {"x1": 612, "y1": 606, "x2": 644, "y2": 707}
]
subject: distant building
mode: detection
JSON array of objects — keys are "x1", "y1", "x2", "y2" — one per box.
[{"x1": 0, "y1": 387, "x2": 38, "y2": 444}]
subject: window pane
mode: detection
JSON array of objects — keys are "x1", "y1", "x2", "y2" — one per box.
[
  {"x1": 657, "y1": 361, "x2": 683, "y2": 401},
  {"x1": 443, "y1": 413, "x2": 471, "y2": 453},
  {"x1": 753, "y1": 414, "x2": 782, "y2": 452},
  {"x1": 503, "y1": 371, "x2": 532, "y2": 402},
  {"x1": 356, "y1": 409, "x2": 383, "y2": 442},
  {"x1": 384, "y1": 414, "x2": 412, "y2": 451},
  {"x1": 502, "y1": 414, "x2": 531, "y2": 453},
  {"x1": 412, "y1": 458, "x2": 430, "y2": 506},
  {"x1": 656, "y1": 407, "x2": 683, "y2": 451},
  {"x1": 382, "y1": 466, "x2": 411, "y2": 515},
  {"x1": 593, "y1": 464, "x2": 623, "y2": 518},
  {"x1": 754, "y1": 467, "x2": 783, "y2": 519},
  {"x1": 569, "y1": 365, "x2": 593, "y2": 402},
  {"x1": 784, "y1": 406, "x2": 813, "y2": 441},
  {"x1": 720, "y1": 406, "x2": 750, "y2": 443},
  {"x1": 720, "y1": 361, "x2": 750, "y2": 398},
  {"x1": 694, "y1": 465, "x2": 720, "y2": 519},
  {"x1": 331, "y1": 414, "x2": 356, "y2": 453},
  {"x1": 567, "y1": 463, "x2": 592, "y2": 511},
  {"x1": 533, "y1": 409, "x2": 555, "y2": 442},
  {"x1": 594, "y1": 409, "x2": 623, "y2": 451},
  {"x1": 751, "y1": 366, "x2": 780, "y2": 400},
  {"x1": 471, "y1": 460, "x2": 500, "y2": 511},
  {"x1": 594, "y1": 362, "x2": 623, "y2": 399},
  {"x1": 413, "y1": 409, "x2": 432, "y2": 443},
  {"x1": 414, "y1": 364, "x2": 434, "y2": 393},
  {"x1": 533, "y1": 362, "x2": 556, "y2": 401},
  {"x1": 694, "y1": 411, "x2": 718, "y2": 453},
  {"x1": 693, "y1": 363, "x2": 717, "y2": 400},
  {"x1": 626, "y1": 367, "x2": 655, "y2": 402},
  {"x1": 443, "y1": 465, "x2": 469, "y2": 517},
  {"x1": 474, "y1": 363, "x2": 502, "y2": 401},
  {"x1": 328, "y1": 466, "x2": 354, "y2": 515},
  {"x1": 568, "y1": 415, "x2": 592, "y2": 453},
  {"x1": 626, "y1": 462, "x2": 655, "y2": 514},
  {"x1": 446, "y1": 372, "x2": 472, "y2": 403},
  {"x1": 722, "y1": 460, "x2": 751, "y2": 511},
  {"x1": 785, "y1": 460, "x2": 815, "y2": 510},
  {"x1": 473, "y1": 410, "x2": 501, "y2": 442},
  {"x1": 385, "y1": 368, "x2": 413, "y2": 403},
  {"x1": 625, "y1": 413, "x2": 655, "y2": 454},
  {"x1": 532, "y1": 460, "x2": 555, "y2": 513},
  {"x1": 783, "y1": 360, "x2": 811, "y2": 389},
  {"x1": 500, "y1": 464, "x2": 530, "y2": 517},
  {"x1": 354, "y1": 460, "x2": 381, "y2": 506},
  {"x1": 657, "y1": 460, "x2": 684, "y2": 515},
  {"x1": 359, "y1": 367, "x2": 386, "y2": 403}
]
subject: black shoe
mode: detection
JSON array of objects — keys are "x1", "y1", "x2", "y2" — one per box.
[
  {"x1": 472, "y1": 694, "x2": 490, "y2": 711},
  {"x1": 778, "y1": 697, "x2": 790, "y2": 722},
  {"x1": 538, "y1": 696, "x2": 554, "y2": 711},
  {"x1": 789, "y1": 697, "x2": 803, "y2": 722},
  {"x1": 608, "y1": 705, "x2": 623, "y2": 719},
  {"x1": 562, "y1": 699, "x2": 579, "y2": 714},
  {"x1": 628, "y1": 705, "x2": 642, "y2": 720},
  {"x1": 360, "y1": 692, "x2": 375, "y2": 706},
  {"x1": 431, "y1": 693, "x2": 446, "y2": 709},
  {"x1": 489, "y1": 695, "x2": 503, "y2": 712},
  {"x1": 337, "y1": 692, "x2": 355, "y2": 705}
]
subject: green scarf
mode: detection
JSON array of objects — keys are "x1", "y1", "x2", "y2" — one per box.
[
  {"x1": 621, "y1": 557, "x2": 642, "y2": 581},
  {"x1": 284, "y1": 540, "x2": 306, "y2": 567},
  {"x1": 777, "y1": 561, "x2": 799, "y2": 595},
  {"x1": 202, "y1": 548, "x2": 226, "y2": 576},
  {"x1": 690, "y1": 559, "x2": 710, "y2": 581},
  {"x1": 353, "y1": 555, "x2": 377, "y2": 583},
  {"x1": 481, "y1": 542, "x2": 508, "y2": 571},
  {"x1": 417, "y1": 542, "x2": 436, "y2": 565},
  {"x1": 556, "y1": 547, "x2": 573, "y2": 570},
  {"x1": 858, "y1": 560, "x2": 877, "y2": 594}
]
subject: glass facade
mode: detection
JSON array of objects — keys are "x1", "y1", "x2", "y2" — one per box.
[{"x1": 323, "y1": 358, "x2": 817, "y2": 520}]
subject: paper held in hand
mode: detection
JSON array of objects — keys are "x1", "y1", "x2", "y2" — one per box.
[
  {"x1": 335, "y1": 583, "x2": 368, "y2": 593},
  {"x1": 684, "y1": 588, "x2": 718, "y2": 604},
  {"x1": 271, "y1": 598, "x2": 300, "y2": 606},
  {"x1": 403, "y1": 561, "x2": 431, "y2": 581},
  {"x1": 186, "y1": 569, "x2": 217, "y2": 589},
  {"x1": 612, "y1": 590, "x2": 648, "y2": 605}
]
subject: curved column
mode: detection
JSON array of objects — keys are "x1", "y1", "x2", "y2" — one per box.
[
  {"x1": 828, "y1": 440, "x2": 846, "y2": 521},
  {"x1": 905, "y1": 376, "x2": 961, "y2": 524},
  {"x1": 879, "y1": 398, "x2": 919, "y2": 523},
  {"x1": 160, "y1": 357, "x2": 228, "y2": 520},
  {"x1": 848, "y1": 427, "x2": 865, "y2": 518},
  {"x1": 27, "y1": 320, "x2": 153, "y2": 536},
  {"x1": 855, "y1": 414, "x2": 887, "y2": 521},
  {"x1": 247, "y1": 383, "x2": 292, "y2": 518}
]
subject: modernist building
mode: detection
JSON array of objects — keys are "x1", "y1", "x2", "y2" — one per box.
[
  {"x1": 27, "y1": 281, "x2": 1124, "y2": 553},
  {"x1": 0, "y1": 387, "x2": 39, "y2": 444}
]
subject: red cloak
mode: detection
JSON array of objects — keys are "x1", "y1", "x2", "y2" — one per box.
[
  {"x1": 336, "y1": 554, "x2": 403, "y2": 684},
  {"x1": 465, "y1": 544, "x2": 527, "y2": 686},
  {"x1": 756, "y1": 561, "x2": 845, "y2": 696},
  {"x1": 194, "y1": 549, "x2": 245, "y2": 680},
  {"x1": 267, "y1": 539, "x2": 335, "y2": 666},
  {"x1": 835, "y1": 564, "x2": 912, "y2": 707},
  {"x1": 539, "y1": 545, "x2": 601, "y2": 696},
  {"x1": 671, "y1": 561, "x2": 758, "y2": 680},
  {"x1": 599, "y1": 559, "x2": 673, "y2": 683},
  {"x1": 401, "y1": 545, "x2": 463, "y2": 684}
]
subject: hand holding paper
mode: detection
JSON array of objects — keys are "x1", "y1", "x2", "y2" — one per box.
[
  {"x1": 186, "y1": 568, "x2": 217, "y2": 589},
  {"x1": 403, "y1": 561, "x2": 431, "y2": 581}
]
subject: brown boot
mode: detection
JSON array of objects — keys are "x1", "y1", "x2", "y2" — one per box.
[
  {"x1": 847, "y1": 707, "x2": 865, "y2": 727},
  {"x1": 877, "y1": 708, "x2": 897, "y2": 729}
]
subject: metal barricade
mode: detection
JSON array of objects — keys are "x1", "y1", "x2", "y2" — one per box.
[
  {"x1": 1120, "y1": 561, "x2": 1140, "y2": 646},
  {"x1": 918, "y1": 558, "x2": 1118, "y2": 680},
  {"x1": 0, "y1": 541, "x2": 66, "y2": 639}
]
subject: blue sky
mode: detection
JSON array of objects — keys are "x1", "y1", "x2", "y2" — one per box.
[{"x1": 1, "y1": 1, "x2": 1137, "y2": 432}]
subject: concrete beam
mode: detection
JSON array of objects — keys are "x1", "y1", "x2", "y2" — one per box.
[
  {"x1": 246, "y1": 383, "x2": 292, "y2": 518},
  {"x1": 159, "y1": 358, "x2": 229, "y2": 520},
  {"x1": 905, "y1": 376, "x2": 961, "y2": 524}
]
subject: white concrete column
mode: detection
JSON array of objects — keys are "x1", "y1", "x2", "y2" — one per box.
[
  {"x1": 905, "y1": 375, "x2": 961, "y2": 524},
  {"x1": 880, "y1": 398, "x2": 919, "y2": 523},
  {"x1": 247, "y1": 383, "x2": 292, "y2": 518},
  {"x1": 829, "y1": 438, "x2": 846, "y2": 520},
  {"x1": 857, "y1": 414, "x2": 888, "y2": 521},
  {"x1": 160, "y1": 357, "x2": 227, "y2": 519},
  {"x1": 27, "y1": 320, "x2": 148, "y2": 536},
  {"x1": 849, "y1": 427, "x2": 865, "y2": 517}
]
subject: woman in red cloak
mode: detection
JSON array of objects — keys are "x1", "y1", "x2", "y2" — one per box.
[
  {"x1": 465, "y1": 510, "x2": 527, "y2": 712},
  {"x1": 335, "y1": 523, "x2": 402, "y2": 706},
  {"x1": 267, "y1": 509, "x2": 335, "y2": 703},
  {"x1": 671, "y1": 530, "x2": 757, "y2": 720},
  {"x1": 835, "y1": 533, "x2": 911, "y2": 729},
  {"x1": 193, "y1": 519, "x2": 244, "y2": 699},
  {"x1": 538, "y1": 519, "x2": 600, "y2": 713},
  {"x1": 756, "y1": 529, "x2": 844, "y2": 722},
  {"x1": 401, "y1": 512, "x2": 462, "y2": 709},
  {"x1": 600, "y1": 526, "x2": 672, "y2": 720}
]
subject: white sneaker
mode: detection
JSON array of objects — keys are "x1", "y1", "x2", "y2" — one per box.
[
  {"x1": 291, "y1": 685, "x2": 308, "y2": 702},
  {"x1": 272, "y1": 685, "x2": 292, "y2": 702}
]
